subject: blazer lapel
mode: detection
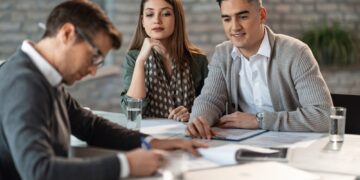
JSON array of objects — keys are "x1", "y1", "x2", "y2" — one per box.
[
  {"x1": 265, "y1": 26, "x2": 282, "y2": 111},
  {"x1": 230, "y1": 57, "x2": 241, "y2": 112}
]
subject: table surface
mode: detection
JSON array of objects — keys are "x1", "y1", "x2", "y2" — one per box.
[{"x1": 70, "y1": 110, "x2": 360, "y2": 180}]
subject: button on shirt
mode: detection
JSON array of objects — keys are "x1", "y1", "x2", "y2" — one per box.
[{"x1": 231, "y1": 31, "x2": 274, "y2": 114}]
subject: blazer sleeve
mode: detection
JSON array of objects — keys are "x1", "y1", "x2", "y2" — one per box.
[
  {"x1": 1, "y1": 74, "x2": 121, "y2": 180},
  {"x1": 190, "y1": 48, "x2": 229, "y2": 126},
  {"x1": 119, "y1": 50, "x2": 150, "y2": 113},
  {"x1": 263, "y1": 46, "x2": 332, "y2": 132}
]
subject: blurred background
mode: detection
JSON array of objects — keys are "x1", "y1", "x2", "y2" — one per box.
[{"x1": 0, "y1": 0, "x2": 359, "y2": 112}]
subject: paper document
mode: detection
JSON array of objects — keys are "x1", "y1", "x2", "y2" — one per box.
[
  {"x1": 198, "y1": 144, "x2": 278, "y2": 165},
  {"x1": 184, "y1": 162, "x2": 320, "y2": 180},
  {"x1": 140, "y1": 118, "x2": 186, "y2": 138},
  {"x1": 211, "y1": 127, "x2": 267, "y2": 141},
  {"x1": 241, "y1": 131, "x2": 324, "y2": 148}
]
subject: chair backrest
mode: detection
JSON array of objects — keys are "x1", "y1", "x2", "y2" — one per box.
[{"x1": 331, "y1": 93, "x2": 360, "y2": 134}]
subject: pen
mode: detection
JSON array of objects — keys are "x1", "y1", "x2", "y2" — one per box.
[
  {"x1": 225, "y1": 102, "x2": 229, "y2": 115},
  {"x1": 141, "y1": 137, "x2": 152, "y2": 150}
]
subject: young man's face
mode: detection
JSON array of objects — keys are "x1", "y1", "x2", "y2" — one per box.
[
  {"x1": 220, "y1": 0, "x2": 266, "y2": 57},
  {"x1": 56, "y1": 24, "x2": 112, "y2": 85}
]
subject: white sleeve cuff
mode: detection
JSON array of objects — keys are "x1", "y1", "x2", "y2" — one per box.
[{"x1": 117, "y1": 153, "x2": 130, "y2": 178}]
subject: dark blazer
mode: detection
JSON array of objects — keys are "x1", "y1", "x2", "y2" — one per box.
[{"x1": 0, "y1": 49, "x2": 146, "y2": 180}]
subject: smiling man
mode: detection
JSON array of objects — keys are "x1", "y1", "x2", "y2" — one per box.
[
  {"x1": 187, "y1": 0, "x2": 333, "y2": 139},
  {"x1": 0, "y1": 1, "x2": 207, "y2": 180}
]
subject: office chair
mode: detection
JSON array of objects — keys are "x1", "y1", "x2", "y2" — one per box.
[{"x1": 331, "y1": 93, "x2": 360, "y2": 134}]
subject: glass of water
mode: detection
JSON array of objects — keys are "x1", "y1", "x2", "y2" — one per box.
[
  {"x1": 126, "y1": 98, "x2": 142, "y2": 131},
  {"x1": 329, "y1": 106, "x2": 346, "y2": 142}
]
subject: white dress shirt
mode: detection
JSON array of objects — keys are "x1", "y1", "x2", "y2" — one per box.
[
  {"x1": 231, "y1": 31, "x2": 274, "y2": 114},
  {"x1": 21, "y1": 41, "x2": 62, "y2": 87},
  {"x1": 21, "y1": 41, "x2": 131, "y2": 178}
]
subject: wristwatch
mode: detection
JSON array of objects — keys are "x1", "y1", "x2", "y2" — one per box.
[{"x1": 255, "y1": 112, "x2": 264, "y2": 128}]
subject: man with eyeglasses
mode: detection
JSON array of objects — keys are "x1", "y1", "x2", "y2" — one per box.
[
  {"x1": 75, "y1": 27, "x2": 105, "y2": 68},
  {"x1": 0, "y1": 1, "x2": 206, "y2": 180}
]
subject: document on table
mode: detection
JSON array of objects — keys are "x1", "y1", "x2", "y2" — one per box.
[
  {"x1": 241, "y1": 131, "x2": 324, "y2": 148},
  {"x1": 198, "y1": 144, "x2": 279, "y2": 165},
  {"x1": 140, "y1": 118, "x2": 187, "y2": 138},
  {"x1": 211, "y1": 127, "x2": 267, "y2": 141},
  {"x1": 141, "y1": 119, "x2": 268, "y2": 140},
  {"x1": 184, "y1": 161, "x2": 320, "y2": 180}
]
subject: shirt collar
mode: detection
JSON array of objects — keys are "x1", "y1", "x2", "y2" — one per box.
[
  {"x1": 257, "y1": 30, "x2": 270, "y2": 58},
  {"x1": 231, "y1": 29, "x2": 271, "y2": 60},
  {"x1": 21, "y1": 41, "x2": 62, "y2": 87}
]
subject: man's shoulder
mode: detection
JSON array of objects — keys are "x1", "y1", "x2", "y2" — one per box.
[
  {"x1": 273, "y1": 32, "x2": 308, "y2": 51},
  {"x1": 1, "y1": 51, "x2": 36, "y2": 74},
  {"x1": 213, "y1": 41, "x2": 233, "y2": 58},
  {"x1": 269, "y1": 29, "x2": 315, "y2": 68},
  {"x1": 215, "y1": 41, "x2": 233, "y2": 50},
  {"x1": 0, "y1": 50, "x2": 47, "y2": 90}
]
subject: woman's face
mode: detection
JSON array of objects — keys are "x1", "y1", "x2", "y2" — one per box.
[{"x1": 142, "y1": 0, "x2": 175, "y2": 40}]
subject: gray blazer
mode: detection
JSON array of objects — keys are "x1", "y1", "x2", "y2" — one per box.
[
  {"x1": 0, "y1": 49, "x2": 146, "y2": 180},
  {"x1": 190, "y1": 27, "x2": 333, "y2": 132}
]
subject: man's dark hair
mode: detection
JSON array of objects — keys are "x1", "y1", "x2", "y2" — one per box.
[
  {"x1": 216, "y1": 0, "x2": 262, "y2": 8},
  {"x1": 42, "y1": 0, "x2": 122, "y2": 49}
]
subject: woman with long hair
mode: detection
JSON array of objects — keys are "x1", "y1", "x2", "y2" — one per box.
[{"x1": 120, "y1": 0, "x2": 208, "y2": 122}]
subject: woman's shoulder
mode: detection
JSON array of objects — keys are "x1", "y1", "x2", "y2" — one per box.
[
  {"x1": 127, "y1": 49, "x2": 141, "y2": 57},
  {"x1": 190, "y1": 52, "x2": 208, "y2": 64},
  {"x1": 124, "y1": 49, "x2": 141, "y2": 63}
]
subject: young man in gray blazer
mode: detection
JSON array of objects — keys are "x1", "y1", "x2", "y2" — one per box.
[
  {"x1": 187, "y1": 0, "x2": 333, "y2": 139},
  {"x1": 0, "y1": 1, "x2": 206, "y2": 180}
]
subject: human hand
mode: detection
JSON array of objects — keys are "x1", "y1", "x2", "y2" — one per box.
[
  {"x1": 186, "y1": 116, "x2": 216, "y2": 139},
  {"x1": 137, "y1": 38, "x2": 166, "y2": 64},
  {"x1": 218, "y1": 111, "x2": 258, "y2": 129},
  {"x1": 150, "y1": 138, "x2": 208, "y2": 156},
  {"x1": 126, "y1": 149, "x2": 167, "y2": 177},
  {"x1": 168, "y1": 106, "x2": 190, "y2": 122}
]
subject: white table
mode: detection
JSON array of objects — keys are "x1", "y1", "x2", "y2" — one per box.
[{"x1": 71, "y1": 111, "x2": 360, "y2": 180}]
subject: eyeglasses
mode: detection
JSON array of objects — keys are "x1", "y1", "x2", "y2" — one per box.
[{"x1": 75, "y1": 27, "x2": 105, "y2": 68}]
